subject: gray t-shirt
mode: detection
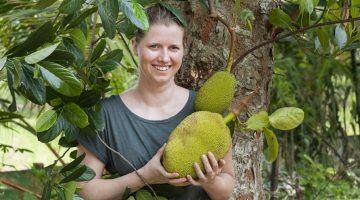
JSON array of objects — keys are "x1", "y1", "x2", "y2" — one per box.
[{"x1": 77, "y1": 90, "x2": 210, "y2": 200}]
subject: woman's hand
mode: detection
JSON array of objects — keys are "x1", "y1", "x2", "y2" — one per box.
[
  {"x1": 186, "y1": 152, "x2": 226, "y2": 187},
  {"x1": 138, "y1": 144, "x2": 190, "y2": 186}
]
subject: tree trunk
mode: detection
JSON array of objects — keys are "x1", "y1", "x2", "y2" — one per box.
[{"x1": 174, "y1": 0, "x2": 275, "y2": 199}]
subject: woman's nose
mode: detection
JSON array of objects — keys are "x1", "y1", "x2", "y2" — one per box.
[{"x1": 159, "y1": 49, "x2": 170, "y2": 62}]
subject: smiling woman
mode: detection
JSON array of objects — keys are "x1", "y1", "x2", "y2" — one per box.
[{"x1": 75, "y1": 3, "x2": 234, "y2": 200}]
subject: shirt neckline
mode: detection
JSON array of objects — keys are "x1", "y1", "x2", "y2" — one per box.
[{"x1": 115, "y1": 90, "x2": 193, "y2": 124}]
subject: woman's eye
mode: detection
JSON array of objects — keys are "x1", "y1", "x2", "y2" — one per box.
[
  {"x1": 150, "y1": 44, "x2": 159, "y2": 49},
  {"x1": 170, "y1": 46, "x2": 179, "y2": 51}
]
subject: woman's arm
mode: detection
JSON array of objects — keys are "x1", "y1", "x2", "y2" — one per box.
[
  {"x1": 186, "y1": 147, "x2": 235, "y2": 200},
  {"x1": 77, "y1": 144, "x2": 188, "y2": 200}
]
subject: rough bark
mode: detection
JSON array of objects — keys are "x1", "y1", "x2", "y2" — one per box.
[{"x1": 173, "y1": 0, "x2": 275, "y2": 199}]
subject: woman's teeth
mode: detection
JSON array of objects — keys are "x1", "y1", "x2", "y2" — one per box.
[{"x1": 154, "y1": 65, "x2": 170, "y2": 71}]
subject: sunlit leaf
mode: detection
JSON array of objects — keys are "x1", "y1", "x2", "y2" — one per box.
[
  {"x1": 64, "y1": 181, "x2": 77, "y2": 200},
  {"x1": 63, "y1": 102, "x2": 89, "y2": 128},
  {"x1": 269, "y1": 107, "x2": 304, "y2": 130},
  {"x1": 0, "y1": 57, "x2": 7, "y2": 71},
  {"x1": 5, "y1": 59, "x2": 23, "y2": 88},
  {"x1": 246, "y1": 111, "x2": 269, "y2": 131},
  {"x1": 37, "y1": 113, "x2": 66, "y2": 143},
  {"x1": 335, "y1": 25, "x2": 347, "y2": 49},
  {"x1": 25, "y1": 42, "x2": 60, "y2": 64},
  {"x1": 263, "y1": 127, "x2": 278, "y2": 162},
  {"x1": 269, "y1": 8, "x2": 292, "y2": 29},
  {"x1": 36, "y1": 109, "x2": 58, "y2": 132},
  {"x1": 135, "y1": 189, "x2": 153, "y2": 200},
  {"x1": 118, "y1": 0, "x2": 149, "y2": 30},
  {"x1": 38, "y1": 62, "x2": 84, "y2": 97},
  {"x1": 70, "y1": 29, "x2": 86, "y2": 52}
]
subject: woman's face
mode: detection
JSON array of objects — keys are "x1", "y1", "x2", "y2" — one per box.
[{"x1": 133, "y1": 23, "x2": 184, "y2": 86}]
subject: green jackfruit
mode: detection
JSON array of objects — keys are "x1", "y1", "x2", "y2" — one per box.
[
  {"x1": 162, "y1": 111, "x2": 231, "y2": 178},
  {"x1": 195, "y1": 71, "x2": 236, "y2": 113}
]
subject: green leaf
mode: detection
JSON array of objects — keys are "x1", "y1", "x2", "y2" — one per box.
[
  {"x1": 0, "y1": 56, "x2": 7, "y2": 71},
  {"x1": 60, "y1": 165, "x2": 87, "y2": 183},
  {"x1": 315, "y1": 29, "x2": 329, "y2": 50},
  {"x1": 269, "y1": 107, "x2": 304, "y2": 130},
  {"x1": 41, "y1": 181, "x2": 52, "y2": 200},
  {"x1": 63, "y1": 37, "x2": 84, "y2": 66},
  {"x1": 59, "y1": 0, "x2": 83, "y2": 14},
  {"x1": 91, "y1": 39, "x2": 107, "y2": 62},
  {"x1": 59, "y1": 137, "x2": 78, "y2": 148},
  {"x1": 38, "y1": 61, "x2": 84, "y2": 97},
  {"x1": 25, "y1": 42, "x2": 60, "y2": 64},
  {"x1": 97, "y1": 0, "x2": 119, "y2": 39},
  {"x1": 70, "y1": 29, "x2": 86, "y2": 52},
  {"x1": 159, "y1": 2, "x2": 187, "y2": 26},
  {"x1": 63, "y1": 102, "x2": 89, "y2": 128},
  {"x1": 121, "y1": 187, "x2": 132, "y2": 200},
  {"x1": 335, "y1": 25, "x2": 347, "y2": 49},
  {"x1": 299, "y1": 0, "x2": 318, "y2": 14},
  {"x1": 0, "y1": 111, "x2": 23, "y2": 121},
  {"x1": 97, "y1": 59, "x2": 119, "y2": 73},
  {"x1": 36, "y1": 110, "x2": 58, "y2": 132},
  {"x1": 118, "y1": 0, "x2": 149, "y2": 30},
  {"x1": 75, "y1": 166, "x2": 96, "y2": 181},
  {"x1": 61, "y1": 153, "x2": 86, "y2": 173},
  {"x1": 99, "y1": 49, "x2": 123, "y2": 63},
  {"x1": 263, "y1": 127, "x2": 278, "y2": 162},
  {"x1": 7, "y1": 21, "x2": 54, "y2": 57},
  {"x1": 135, "y1": 189, "x2": 153, "y2": 200},
  {"x1": 245, "y1": 111, "x2": 269, "y2": 131},
  {"x1": 5, "y1": 59, "x2": 23, "y2": 88},
  {"x1": 17, "y1": 64, "x2": 47, "y2": 105},
  {"x1": 87, "y1": 108, "x2": 105, "y2": 131},
  {"x1": 44, "y1": 50, "x2": 75, "y2": 66},
  {"x1": 67, "y1": 7, "x2": 98, "y2": 29},
  {"x1": 64, "y1": 181, "x2": 77, "y2": 200},
  {"x1": 35, "y1": 0, "x2": 57, "y2": 9},
  {"x1": 63, "y1": 118, "x2": 78, "y2": 142},
  {"x1": 37, "y1": 113, "x2": 66, "y2": 143},
  {"x1": 351, "y1": 0, "x2": 360, "y2": 17},
  {"x1": 269, "y1": 8, "x2": 292, "y2": 29},
  {"x1": 77, "y1": 90, "x2": 102, "y2": 107}
]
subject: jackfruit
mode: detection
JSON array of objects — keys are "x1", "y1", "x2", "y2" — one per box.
[
  {"x1": 162, "y1": 111, "x2": 231, "y2": 178},
  {"x1": 195, "y1": 71, "x2": 236, "y2": 113}
]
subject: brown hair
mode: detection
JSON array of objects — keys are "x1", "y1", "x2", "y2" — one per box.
[{"x1": 134, "y1": 4, "x2": 186, "y2": 43}]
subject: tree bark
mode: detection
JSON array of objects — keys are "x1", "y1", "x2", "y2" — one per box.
[{"x1": 173, "y1": 0, "x2": 275, "y2": 199}]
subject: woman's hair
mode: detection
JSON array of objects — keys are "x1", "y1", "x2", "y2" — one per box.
[{"x1": 134, "y1": 4, "x2": 186, "y2": 43}]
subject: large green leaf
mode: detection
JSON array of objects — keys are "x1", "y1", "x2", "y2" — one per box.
[
  {"x1": 60, "y1": 153, "x2": 86, "y2": 174},
  {"x1": 159, "y1": 2, "x2": 187, "y2": 26},
  {"x1": 63, "y1": 102, "x2": 89, "y2": 128},
  {"x1": 67, "y1": 7, "x2": 98, "y2": 29},
  {"x1": 269, "y1": 107, "x2": 304, "y2": 130},
  {"x1": 36, "y1": 109, "x2": 58, "y2": 132},
  {"x1": 7, "y1": 21, "x2": 54, "y2": 57},
  {"x1": 118, "y1": 0, "x2": 149, "y2": 30},
  {"x1": 59, "y1": 0, "x2": 83, "y2": 14},
  {"x1": 17, "y1": 64, "x2": 47, "y2": 105},
  {"x1": 77, "y1": 90, "x2": 102, "y2": 107},
  {"x1": 5, "y1": 59, "x2": 23, "y2": 88},
  {"x1": 35, "y1": 0, "x2": 57, "y2": 9},
  {"x1": 135, "y1": 189, "x2": 153, "y2": 200},
  {"x1": 263, "y1": 127, "x2": 278, "y2": 162},
  {"x1": 91, "y1": 39, "x2": 107, "y2": 62},
  {"x1": 269, "y1": 8, "x2": 292, "y2": 29},
  {"x1": 63, "y1": 37, "x2": 84, "y2": 66},
  {"x1": 64, "y1": 181, "x2": 77, "y2": 200},
  {"x1": 87, "y1": 108, "x2": 105, "y2": 131},
  {"x1": 97, "y1": 0, "x2": 119, "y2": 39},
  {"x1": 25, "y1": 42, "x2": 60, "y2": 64},
  {"x1": 60, "y1": 165, "x2": 87, "y2": 183},
  {"x1": 38, "y1": 61, "x2": 84, "y2": 97},
  {"x1": 44, "y1": 50, "x2": 75, "y2": 66},
  {"x1": 246, "y1": 111, "x2": 269, "y2": 131},
  {"x1": 97, "y1": 59, "x2": 119, "y2": 73},
  {"x1": 70, "y1": 29, "x2": 86, "y2": 52},
  {"x1": 37, "y1": 113, "x2": 66, "y2": 143}
]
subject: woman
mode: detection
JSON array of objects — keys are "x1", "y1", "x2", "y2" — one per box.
[{"x1": 76, "y1": 4, "x2": 235, "y2": 200}]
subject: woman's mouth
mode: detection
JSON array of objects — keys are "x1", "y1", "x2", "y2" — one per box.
[{"x1": 154, "y1": 65, "x2": 171, "y2": 71}]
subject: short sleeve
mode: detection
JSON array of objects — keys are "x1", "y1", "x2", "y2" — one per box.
[{"x1": 76, "y1": 130, "x2": 108, "y2": 165}]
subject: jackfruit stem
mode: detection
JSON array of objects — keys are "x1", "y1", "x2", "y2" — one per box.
[{"x1": 223, "y1": 112, "x2": 236, "y2": 124}]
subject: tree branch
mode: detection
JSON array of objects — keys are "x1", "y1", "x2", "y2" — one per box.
[
  {"x1": 231, "y1": 16, "x2": 360, "y2": 72},
  {"x1": 0, "y1": 178, "x2": 42, "y2": 199}
]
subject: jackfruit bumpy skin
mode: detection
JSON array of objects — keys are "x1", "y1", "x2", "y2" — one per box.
[
  {"x1": 162, "y1": 111, "x2": 232, "y2": 178},
  {"x1": 195, "y1": 71, "x2": 236, "y2": 113}
]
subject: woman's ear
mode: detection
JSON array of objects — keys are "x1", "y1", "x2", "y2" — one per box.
[{"x1": 131, "y1": 38, "x2": 138, "y2": 56}]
